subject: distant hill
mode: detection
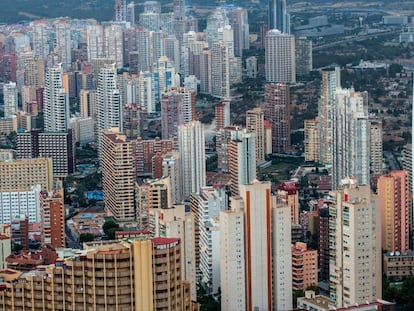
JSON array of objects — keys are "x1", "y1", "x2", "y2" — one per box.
[{"x1": 0, "y1": 0, "x2": 114, "y2": 24}]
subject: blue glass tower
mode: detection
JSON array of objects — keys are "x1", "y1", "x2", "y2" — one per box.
[{"x1": 268, "y1": 0, "x2": 288, "y2": 33}]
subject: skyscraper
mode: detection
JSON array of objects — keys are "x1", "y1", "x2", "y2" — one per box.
[
  {"x1": 178, "y1": 121, "x2": 206, "y2": 198},
  {"x1": 220, "y1": 197, "x2": 246, "y2": 311},
  {"x1": 319, "y1": 64, "x2": 341, "y2": 165},
  {"x1": 295, "y1": 36, "x2": 313, "y2": 78},
  {"x1": 265, "y1": 29, "x2": 295, "y2": 83},
  {"x1": 161, "y1": 87, "x2": 195, "y2": 139},
  {"x1": 104, "y1": 25, "x2": 124, "y2": 69},
  {"x1": 264, "y1": 82, "x2": 290, "y2": 153},
  {"x1": 96, "y1": 64, "x2": 122, "y2": 153},
  {"x1": 44, "y1": 64, "x2": 69, "y2": 133},
  {"x1": 114, "y1": 0, "x2": 127, "y2": 22},
  {"x1": 268, "y1": 0, "x2": 289, "y2": 33},
  {"x1": 54, "y1": 20, "x2": 72, "y2": 69},
  {"x1": 246, "y1": 107, "x2": 266, "y2": 163},
  {"x1": 370, "y1": 118, "x2": 383, "y2": 176},
  {"x1": 304, "y1": 117, "x2": 320, "y2": 162},
  {"x1": 329, "y1": 178, "x2": 382, "y2": 307},
  {"x1": 332, "y1": 88, "x2": 370, "y2": 189},
  {"x1": 101, "y1": 128, "x2": 135, "y2": 221},
  {"x1": 211, "y1": 41, "x2": 230, "y2": 99},
  {"x1": 227, "y1": 7, "x2": 250, "y2": 57},
  {"x1": 40, "y1": 189, "x2": 65, "y2": 248},
  {"x1": 228, "y1": 129, "x2": 257, "y2": 196},
  {"x1": 3, "y1": 82, "x2": 18, "y2": 118},
  {"x1": 377, "y1": 170, "x2": 411, "y2": 253}
]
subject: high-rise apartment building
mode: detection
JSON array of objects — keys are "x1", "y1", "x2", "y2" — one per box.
[
  {"x1": 264, "y1": 82, "x2": 290, "y2": 153},
  {"x1": 265, "y1": 29, "x2": 295, "y2": 83},
  {"x1": 0, "y1": 185, "x2": 41, "y2": 224},
  {"x1": 0, "y1": 238, "x2": 197, "y2": 310},
  {"x1": 54, "y1": 20, "x2": 72, "y2": 69},
  {"x1": 246, "y1": 107, "x2": 266, "y2": 163},
  {"x1": 272, "y1": 197, "x2": 293, "y2": 311},
  {"x1": 329, "y1": 178, "x2": 382, "y2": 307},
  {"x1": 227, "y1": 7, "x2": 250, "y2": 57},
  {"x1": 0, "y1": 158, "x2": 53, "y2": 192},
  {"x1": 16, "y1": 130, "x2": 75, "y2": 177},
  {"x1": 377, "y1": 170, "x2": 411, "y2": 253},
  {"x1": 44, "y1": 64, "x2": 69, "y2": 132},
  {"x1": 277, "y1": 181, "x2": 299, "y2": 224},
  {"x1": 228, "y1": 129, "x2": 257, "y2": 196},
  {"x1": 32, "y1": 22, "x2": 49, "y2": 59},
  {"x1": 96, "y1": 64, "x2": 122, "y2": 153},
  {"x1": 101, "y1": 128, "x2": 135, "y2": 221},
  {"x1": 178, "y1": 121, "x2": 206, "y2": 198},
  {"x1": 2, "y1": 82, "x2": 18, "y2": 118},
  {"x1": 295, "y1": 36, "x2": 313, "y2": 78},
  {"x1": 122, "y1": 103, "x2": 148, "y2": 140},
  {"x1": 161, "y1": 87, "x2": 196, "y2": 139},
  {"x1": 304, "y1": 117, "x2": 320, "y2": 162},
  {"x1": 332, "y1": 88, "x2": 370, "y2": 189},
  {"x1": 291, "y1": 242, "x2": 318, "y2": 290},
  {"x1": 114, "y1": 0, "x2": 127, "y2": 22},
  {"x1": 239, "y1": 181, "x2": 272, "y2": 311},
  {"x1": 104, "y1": 25, "x2": 124, "y2": 69},
  {"x1": 319, "y1": 65, "x2": 341, "y2": 165},
  {"x1": 133, "y1": 137, "x2": 176, "y2": 177},
  {"x1": 86, "y1": 25, "x2": 105, "y2": 61},
  {"x1": 40, "y1": 190, "x2": 65, "y2": 248},
  {"x1": 370, "y1": 118, "x2": 383, "y2": 176},
  {"x1": 211, "y1": 41, "x2": 231, "y2": 99},
  {"x1": 220, "y1": 197, "x2": 246, "y2": 311}
]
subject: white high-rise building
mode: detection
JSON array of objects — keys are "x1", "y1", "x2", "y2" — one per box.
[
  {"x1": 319, "y1": 65, "x2": 341, "y2": 165},
  {"x1": 211, "y1": 41, "x2": 230, "y2": 99},
  {"x1": 104, "y1": 25, "x2": 124, "y2": 69},
  {"x1": 329, "y1": 178, "x2": 382, "y2": 307},
  {"x1": 150, "y1": 204, "x2": 197, "y2": 301},
  {"x1": 55, "y1": 21, "x2": 72, "y2": 69},
  {"x1": 239, "y1": 181, "x2": 273, "y2": 311},
  {"x1": 272, "y1": 198, "x2": 293, "y2": 311},
  {"x1": 138, "y1": 71, "x2": 155, "y2": 113},
  {"x1": 96, "y1": 64, "x2": 122, "y2": 153},
  {"x1": 3, "y1": 82, "x2": 18, "y2": 118},
  {"x1": 333, "y1": 88, "x2": 370, "y2": 189},
  {"x1": 370, "y1": 118, "x2": 383, "y2": 176},
  {"x1": 114, "y1": 0, "x2": 127, "y2": 22},
  {"x1": 86, "y1": 25, "x2": 105, "y2": 62},
  {"x1": 265, "y1": 29, "x2": 295, "y2": 83},
  {"x1": 178, "y1": 121, "x2": 206, "y2": 198},
  {"x1": 139, "y1": 12, "x2": 160, "y2": 32},
  {"x1": 206, "y1": 9, "x2": 229, "y2": 48},
  {"x1": 193, "y1": 186, "x2": 226, "y2": 294},
  {"x1": 32, "y1": 23, "x2": 49, "y2": 59},
  {"x1": 227, "y1": 7, "x2": 250, "y2": 57},
  {"x1": 162, "y1": 152, "x2": 181, "y2": 204},
  {"x1": 165, "y1": 36, "x2": 181, "y2": 73},
  {"x1": 0, "y1": 185, "x2": 41, "y2": 224},
  {"x1": 220, "y1": 197, "x2": 246, "y2": 311},
  {"x1": 44, "y1": 64, "x2": 69, "y2": 132}
]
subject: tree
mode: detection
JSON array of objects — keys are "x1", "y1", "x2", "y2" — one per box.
[
  {"x1": 12, "y1": 243, "x2": 24, "y2": 254},
  {"x1": 79, "y1": 233, "x2": 95, "y2": 243},
  {"x1": 102, "y1": 220, "x2": 119, "y2": 240}
]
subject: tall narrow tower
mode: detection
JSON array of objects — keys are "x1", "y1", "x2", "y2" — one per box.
[
  {"x1": 178, "y1": 121, "x2": 206, "y2": 198},
  {"x1": 114, "y1": 0, "x2": 127, "y2": 22},
  {"x1": 264, "y1": 82, "x2": 290, "y2": 153},
  {"x1": 96, "y1": 64, "x2": 122, "y2": 154},
  {"x1": 44, "y1": 64, "x2": 69, "y2": 133},
  {"x1": 268, "y1": 0, "x2": 288, "y2": 33}
]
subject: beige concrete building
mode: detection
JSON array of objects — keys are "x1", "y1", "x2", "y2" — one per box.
[
  {"x1": 246, "y1": 107, "x2": 266, "y2": 163},
  {"x1": 101, "y1": 128, "x2": 135, "y2": 221},
  {"x1": 0, "y1": 238, "x2": 197, "y2": 310},
  {"x1": 329, "y1": 178, "x2": 382, "y2": 308},
  {"x1": 0, "y1": 157, "x2": 53, "y2": 191},
  {"x1": 304, "y1": 117, "x2": 320, "y2": 162}
]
